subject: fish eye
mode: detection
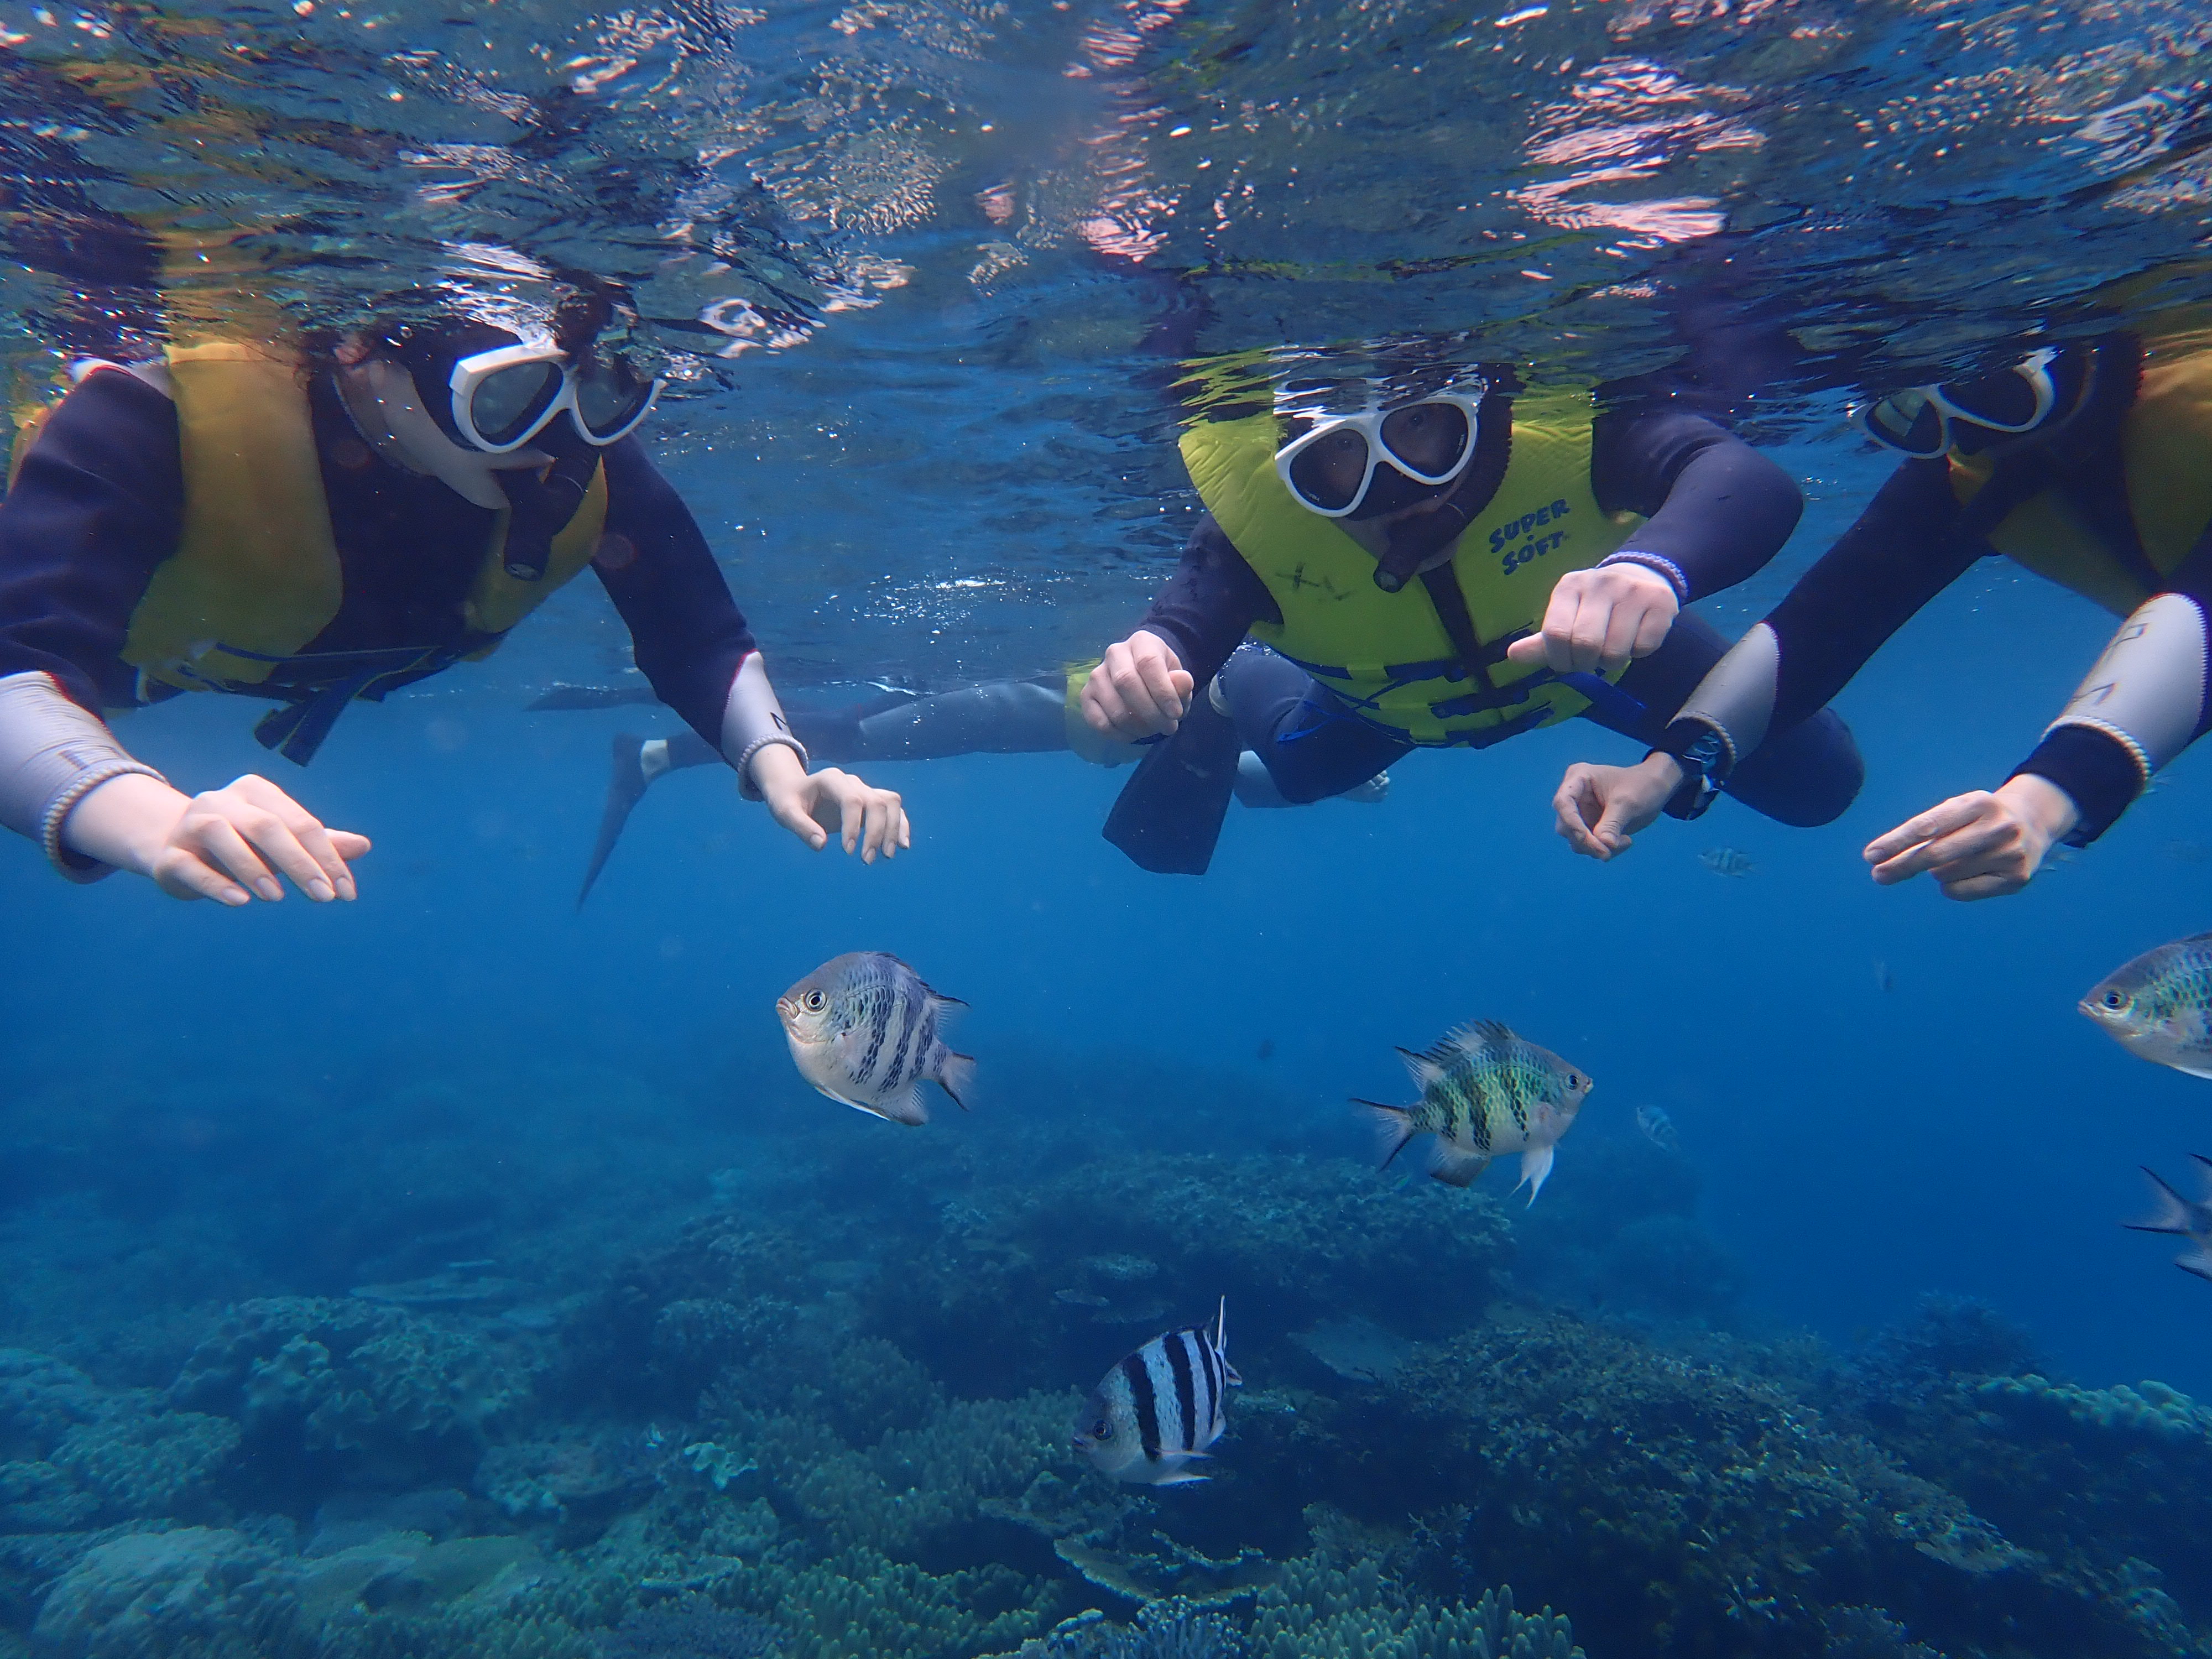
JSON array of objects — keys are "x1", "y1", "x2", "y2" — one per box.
[
  {"x1": 1093, "y1": 1420, "x2": 1112, "y2": 1439},
  {"x1": 2103, "y1": 992, "x2": 2126, "y2": 1009},
  {"x1": 805, "y1": 990, "x2": 826, "y2": 1010}
]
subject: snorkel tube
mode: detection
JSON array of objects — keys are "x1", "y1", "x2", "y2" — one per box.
[{"x1": 1360, "y1": 468, "x2": 1477, "y2": 592}]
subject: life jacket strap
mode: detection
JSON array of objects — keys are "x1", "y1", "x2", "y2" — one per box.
[{"x1": 226, "y1": 641, "x2": 478, "y2": 764}]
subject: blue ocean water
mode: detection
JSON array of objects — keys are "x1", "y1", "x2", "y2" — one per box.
[{"x1": 6, "y1": 1, "x2": 2212, "y2": 1655}]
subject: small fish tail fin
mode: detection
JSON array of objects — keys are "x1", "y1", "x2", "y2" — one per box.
[
  {"x1": 577, "y1": 733, "x2": 651, "y2": 909},
  {"x1": 1514, "y1": 1143, "x2": 1557, "y2": 1206},
  {"x1": 1214, "y1": 1296, "x2": 1229, "y2": 1365},
  {"x1": 2178, "y1": 1248, "x2": 2212, "y2": 1283},
  {"x1": 937, "y1": 1051, "x2": 978, "y2": 1112},
  {"x1": 2130, "y1": 1167, "x2": 2196, "y2": 1234},
  {"x1": 1356, "y1": 1100, "x2": 1418, "y2": 1169}
]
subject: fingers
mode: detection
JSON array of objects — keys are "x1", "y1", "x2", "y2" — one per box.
[
  {"x1": 769, "y1": 790, "x2": 832, "y2": 851},
  {"x1": 1629, "y1": 599, "x2": 1673, "y2": 661},
  {"x1": 1551, "y1": 766, "x2": 1615, "y2": 859},
  {"x1": 791, "y1": 770, "x2": 908, "y2": 862},
  {"x1": 1538, "y1": 581, "x2": 1587, "y2": 672},
  {"x1": 1866, "y1": 795, "x2": 2032, "y2": 889},
  {"x1": 1082, "y1": 636, "x2": 1190, "y2": 739},
  {"x1": 1503, "y1": 634, "x2": 1547, "y2": 667},
  {"x1": 188, "y1": 815, "x2": 283, "y2": 903},
  {"x1": 150, "y1": 843, "x2": 254, "y2": 905},
  {"x1": 848, "y1": 784, "x2": 907, "y2": 863},
  {"x1": 1937, "y1": 868, "x2": 2031, "y2": 902},
  {"x1": 218, "y1": 775, "x2": 362, "y2": 900},
  {"x1": 1597, "y1": 601, "x2": 1647, "y2": 674},
  {"x1": 1863, "y1": 794, "x2": 1987, "y2": 865}
]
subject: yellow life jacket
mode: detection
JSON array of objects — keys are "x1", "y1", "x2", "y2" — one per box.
[
  {"x1": 114, "y1": 341, "x2": 607, "y2": 698},
  {"x1": 1179, "y1": 388, "x2": 1645, "y2": 746},
  {"x1": 1949, "y1": 325, "x2": 2212, "y2": 615}
]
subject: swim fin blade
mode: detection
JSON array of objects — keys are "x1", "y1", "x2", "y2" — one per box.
[
  {"x1": 1101, "y1": 688, "x2": 1239, "y2": 876},
  {"x1": 577, "y1": 733, "x2": 651, "y2": 909}
]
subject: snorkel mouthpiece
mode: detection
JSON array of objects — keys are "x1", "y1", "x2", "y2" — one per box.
[{"x1": 1370, "y1": 495, "x2": 1469, "y2": 591}]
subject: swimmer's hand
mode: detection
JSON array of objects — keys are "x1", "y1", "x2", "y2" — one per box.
[
  {"x1": 1505, "y1": 565, "x2": 1678, "y2": 674},
  {"x1": 1553, "y1": 753, "x2": 1681, "y2": 860},
  {"x1": 65, "y1": 772, "x2": 368, "y2": 904},
  {"x1": 751, "y1": 744, "x2": 909, "y2": 863},
  {"x1": 1083, "y1": 630, "x2": 1193, "y2": 739},
  {"x1": 1864, "y1": 774, "x2": 2079, "y2": 900}
]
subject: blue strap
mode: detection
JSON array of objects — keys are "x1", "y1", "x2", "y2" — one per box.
[{"x1": 1553, "y1": 670, "x2": 1648, "y2": 731}]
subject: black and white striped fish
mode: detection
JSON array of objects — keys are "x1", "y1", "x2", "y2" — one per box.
[
  {"x1": 776, "y1": 953, "x2": 976, "y2": 1126},
  {"x1": 1073, "y1": 1298, "x2": 1240, "y2": 1485}
]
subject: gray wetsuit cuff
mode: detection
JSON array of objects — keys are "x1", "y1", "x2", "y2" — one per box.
[
  {"x1": 0, "y1": 671, "x2": 169, "y2": 881},
  {"x1": 719, "y1": 653, "x2": 810, "y2": 801}
]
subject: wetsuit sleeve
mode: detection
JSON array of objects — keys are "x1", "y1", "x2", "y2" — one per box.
[
  {"x1": 1134, "y1": 514, "x2": 1279, "y2": 686},
  {"x1": 1589, "y1": 411, "x2": 1803, "y2": 603},
  {"x1": 0, "y1": 368, "x2": 185, "y2": 711},
  {"x1": 593, "y1": 439, "x2": 761, "y2": 754},
  {"x1": 1656, "y1": 458, "x2": 1983, "y2": 777},
  {"x1": 2011, "y1": 587, "x2": 2212, "y2": 844}
]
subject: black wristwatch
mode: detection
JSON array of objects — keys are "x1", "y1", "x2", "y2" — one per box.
[{"x1": 1654, "y1": 722, "x2": 1730, "y2": 820}]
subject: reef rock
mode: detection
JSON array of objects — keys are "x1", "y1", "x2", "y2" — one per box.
[{"x1": 30, "y1": 1527, "x2": 296, "y2": 1659}]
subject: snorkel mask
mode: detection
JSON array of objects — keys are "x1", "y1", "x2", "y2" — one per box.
[
  {"x1": 1858, "y1": 346, "x2": 2090, "y2": 459},
  {"x1": 385, "y1": 319, "x2": 662, "y2": 458},
  {"x1": 1274, "y1": 372, "x2": 1490, "y2": 591},
  {"x1": 375, "y1": 293, "x2": 666, "y2": 581}
]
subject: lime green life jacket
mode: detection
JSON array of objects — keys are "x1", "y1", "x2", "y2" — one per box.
[{"x1": 1178, "y1": 387, "x2": 1646, "y2": 747}]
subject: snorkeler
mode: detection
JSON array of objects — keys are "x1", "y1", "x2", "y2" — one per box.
[
  {"x1": 0, "y1": 279, "x2": 909, "y2": 903},
  {"x1": 1078, "y1": 351, "x2": 1864, "y2": 871},
  {"x1": 1551, "y1": 323, "x2": 2212, "y2": 899},
  {"x1": 540, "y1": 655, "x2": 1388, "y2": 904}
]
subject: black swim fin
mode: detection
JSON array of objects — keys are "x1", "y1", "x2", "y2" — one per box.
[
  {"x1": 578, "y1": 733, "x2": 651, "y2": 909},
  {"x1": 1102, "y1": 686, "x2": 1240, "y2": 876}
]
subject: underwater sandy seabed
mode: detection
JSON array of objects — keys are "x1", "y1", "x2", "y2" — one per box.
[{"x1": 0, "y1": 1044, "x2": 2206, "y2": 1659}]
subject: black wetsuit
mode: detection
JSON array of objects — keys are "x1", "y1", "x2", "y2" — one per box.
[
  {"x1": 1133, "y1": 409, "x2": 1863, "y2": 825},
  {"x1": 1695, "y1": 448, "x2": 2212, "y2": 843},
  {"x1": 0, "y1": 367, "x2": 758, "y2": 758}
]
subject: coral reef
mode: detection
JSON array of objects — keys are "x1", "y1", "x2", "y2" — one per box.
[
  {"x1": 1327, "y1": 1307, "x2": 2188, "y2": 1657},
  {"x1": 2, "y1": 1078, "x2": 2209, "y2": 1659},
  {"x1": 1249, "y1": 1553, "x2": 1577, "y2": 1659},
  {"x1": 172, "y1": 1298, "x2": 544, "y2": 1494},
  {"x1": 594, "y1": 1604, "x2": 785, "y2": 1657}
]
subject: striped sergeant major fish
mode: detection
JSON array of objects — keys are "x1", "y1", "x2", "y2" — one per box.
[
  {"x1": 1357, "y1": 1019, "x2": 1592, "y2": 1203},
  {"x1": 776, "y1": 952, "x2": 976, "y2": 1126},
  {"x1": 1074, "y1": 1299, "x2": 1240, "y2": 1485}
]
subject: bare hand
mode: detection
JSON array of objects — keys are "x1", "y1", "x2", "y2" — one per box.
[
  {"x1": 1505, "y1": 564, "x2": 1679, "y2": 674},
  {"x1": 66, "y1": 771, "x2": 368, "y2": 904},
  {"x1": 753, "y1": 747, "x2": 910, "y2": 863},
  {"x1": 1081, "y1": 630, "x2": 1193, "y2": 739},
  {"x1": 1553, "y1": 753, "x2": 1682, "y2": 860},
  {"x1": 1863, "y1": 774, "x2": 2080, "y2": 900}
]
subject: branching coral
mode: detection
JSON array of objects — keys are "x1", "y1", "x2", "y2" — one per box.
[
  {"x1": 170, "y1": 1298, "x2": 541, "y2": 1488},
  {"x1": 1250, "y1": 1556, "x2": 1578, "y2": 1659},
  {"x1": 725, "y1": 1546, "x2": 1060, "y2": 1659}
]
